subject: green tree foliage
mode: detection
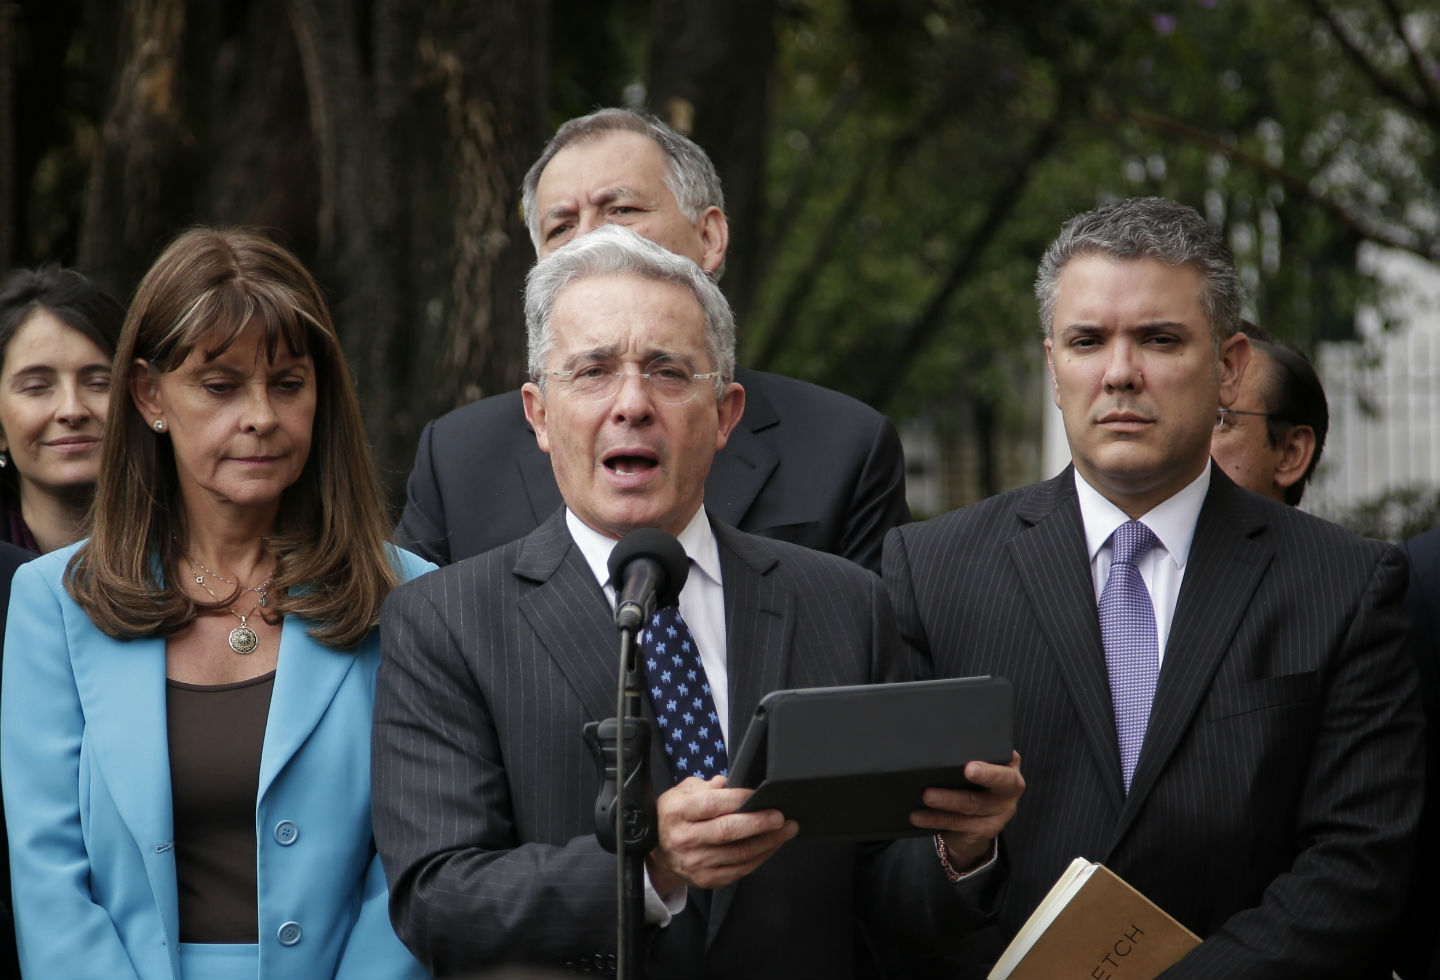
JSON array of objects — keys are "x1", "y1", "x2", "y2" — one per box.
[
  {"x1": 738, "y1": 0, "x2": 1436, "y2": 499},
  {"x1": 1329, "y1": 482, "x2": 1440, "y2": 541},
  {"x1": 3, "y1": 0, "x2": 1435, "y2": 508}
]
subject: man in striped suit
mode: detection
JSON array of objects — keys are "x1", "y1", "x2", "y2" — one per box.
[
  {"x1": 373, "y1": 225, "x2": 1023, "y2": 978},
  {"x1": 885, "y1": 197, "x2": 1421, "y2": 978}
]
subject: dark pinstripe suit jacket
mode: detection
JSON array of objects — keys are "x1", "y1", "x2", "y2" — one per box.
[
  {"x1": 373, "y1": 510, "x2": 993, "y2": 979},
  {"x1": 884, "y1": 467, "x2": 1422, "y2": 979}
]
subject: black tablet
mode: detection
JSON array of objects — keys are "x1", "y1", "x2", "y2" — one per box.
[{"x1": 729, "y1": 675, "x2": 1013, "y2": 842}]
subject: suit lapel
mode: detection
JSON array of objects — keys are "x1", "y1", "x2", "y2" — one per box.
[
  {"x1": 515, "y1": 512, "x2": 627, "y2": 729},
  {"x1": 75, "y1": 633, "x2": 173, "y2": 843},
  {"x1": 1009, "y1": 471, "x2": 1127, "y2": 812},
  {"x1": 72, "y1": 632, "x2": 180, "y2": 954},
  {"x1": 706, "y1": 520, "x2": 790, "y2": 947},
  {"x1": 258, "y1": 618, "x2": 358, "y2": 801},
  {"x1": 518, "y1": 436, "x2": 564, "y2": 529},
  {"x1": 715, "y1": 522, "x2": 790, "y2": 745},
  {"x1": 702, "y1": 372, "x2": 780, "y2": 529},
  {"x1": 1114, "y1": 472, "x2": 1272, "y2": 840},
  {"x1": 703, "y1": 424, "x2": 778, "y2": 530}
]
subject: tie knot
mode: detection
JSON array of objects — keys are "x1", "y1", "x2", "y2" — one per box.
[
  {"x1": 651, "y1": 604, "x2": 683, "y2": 628},
  {"x1": 1111, "y1": 520, "x2": 1158, "y2": 568}
]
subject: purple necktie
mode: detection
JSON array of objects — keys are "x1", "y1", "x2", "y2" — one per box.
[
  {"x1": 1100, "y1": 520, "x2": 1160, "y2": 794},
  {"x1": 639, "y1": 605, "x2": 728, "y2": 781}
]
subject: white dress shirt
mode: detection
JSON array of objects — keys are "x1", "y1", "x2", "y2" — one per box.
[{"x1": 1073, "y1": 463, "x2": 1210, "y2": 663}]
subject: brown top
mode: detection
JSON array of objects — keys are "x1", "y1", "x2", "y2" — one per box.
[{"x1": 166, "y1": 670, "x2": 275, "y2": 943}]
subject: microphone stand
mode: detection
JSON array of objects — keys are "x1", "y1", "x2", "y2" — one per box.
[{"x1": 584, "y1": 617, "x2": 657, "y2": 980}]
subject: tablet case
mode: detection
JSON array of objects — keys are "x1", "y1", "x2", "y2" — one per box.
[{"x1": 729, "y1": 675, "x2": 1013, "y2": 842}]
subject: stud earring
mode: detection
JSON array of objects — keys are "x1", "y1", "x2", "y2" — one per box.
[
  {"x1": 152, "y1": 419, "x2": 167, "y2": 433},
  {"x1": 0, "y1": 450, "x2": 7, "y2": 468}
]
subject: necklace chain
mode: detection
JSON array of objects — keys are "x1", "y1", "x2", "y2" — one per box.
[
  {"x1": 185, "y1": 558, "x2": 274, "y2": 655},
  {"x1": 187, "y1": 555, "x2": 272, "y2": 607}
]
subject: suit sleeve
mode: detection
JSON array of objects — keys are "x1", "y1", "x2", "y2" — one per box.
[
  {"x1": 372, "y1": 581, "x2": 617, "y2": 977},
  {"x1": 1, "y1": 563, "x2": 140, "y2": 979},
  {"x1": 1165, "y1": 545, "x2": 1423, "y2": 978},
  {"x1": 394, "y1": 420, "x2": 451, "y2": 566},
  {"x1": 839, "y1": 415, "x2": 911, "y2": 574}
]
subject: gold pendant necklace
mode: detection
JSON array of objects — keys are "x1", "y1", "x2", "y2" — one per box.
[{"x1": 186, "y1": 558, "x2": 274, "y2": 655}]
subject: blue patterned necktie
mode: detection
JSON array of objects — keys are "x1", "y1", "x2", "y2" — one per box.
[
  {"x1": 1099, "y1": 520, "x2": 1160, "y2": 794},
  {"x1": 639, "y1": 605, "x2": 728, "y2": 781}
]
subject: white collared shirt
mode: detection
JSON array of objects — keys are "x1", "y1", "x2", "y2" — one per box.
[{"x1": 1073, "y1": 463, "x2": 1210, "y2": 665}]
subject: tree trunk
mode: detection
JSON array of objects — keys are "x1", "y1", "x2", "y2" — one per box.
[
  {"x1": 77, "y1": 0, "x2": 215, "y2": 297},
  {"x1": 413, "y1": 0, "x2": 548, "y2": 407},
  {"x1": 647, "y1": 0, "x2": 775, "y2": 333},
  {"x1": 287, "y1": 0, "x2": 408, "y2": 493},
  {"x1": 286, "y1": 0, "x2": 545, "y2": 504},
  {"x1": 1, "y1": 3, "x2": 15, "y2": 272}
]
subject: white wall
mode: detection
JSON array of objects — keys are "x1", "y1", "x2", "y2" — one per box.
[{"x1": 1305, "y1": 246, "x2": 1440, "y2": 516}]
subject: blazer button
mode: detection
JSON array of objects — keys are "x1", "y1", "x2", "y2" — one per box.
[
  {"x1": 277, "y1": 921, "x2": 302, "y2": 946},
  {"x1": 273, "y1": 820, "x2": 299, "y2": 846}
]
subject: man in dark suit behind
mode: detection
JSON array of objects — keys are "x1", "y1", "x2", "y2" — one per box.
[
  {"x1": 395, "y1": 108, "x2": 908, "y2": 573},
  {"x1": 884, "y1": 197, "x2": 1421, "y2": 977},
  {"x1": 373, "y1": 226, "x2": 1023, "y2": 978}
]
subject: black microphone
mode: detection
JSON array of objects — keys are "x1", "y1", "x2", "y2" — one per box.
[{"x1": 607, "y1": 528, "x2": 690, "y2": 632}]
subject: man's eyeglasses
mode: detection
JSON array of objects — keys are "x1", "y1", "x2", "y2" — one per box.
[
  {"x1": 1214, "y1": 408, "x2": 1274, "y2": 432},
  {"x1": 540, "y1": 359, "x2": 723, "y2": 405}
]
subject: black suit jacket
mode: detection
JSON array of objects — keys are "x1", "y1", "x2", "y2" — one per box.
[
  {"x1": 394, "y1": 367, "x2": 909, "y2": 572},
  {"x1": 1396, "y1": 527, "x2": 1440, "y2": 980},
  {"x1": 884, "y1": 467, "x2": 1422, "y2": 979},
  {"x1": 0, "y1": 539, "x2": 35, "y2": 980},
  {"x1": 373, "y1": 512, "x2": 993, "y2": 979}
]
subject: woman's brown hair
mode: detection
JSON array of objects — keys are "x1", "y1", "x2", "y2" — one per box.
[{"x1": 66, "y1": 227, "x2": 397, "y2": 649}]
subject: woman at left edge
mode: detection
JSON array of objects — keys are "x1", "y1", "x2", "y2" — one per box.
[{"x1": 1, "y1": 227, "x2": 433, "y2": 980}]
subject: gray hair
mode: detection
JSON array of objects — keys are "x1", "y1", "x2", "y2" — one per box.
[
  {"x1": 1035, "y1": 197, "x2": 1245, "y2": 343},
  {"x1": 520, "y1": 108, "x2": 725, "y2": 258},
  {"x1": 524, "y1": 225, "x2": 736, "y2": 398}
]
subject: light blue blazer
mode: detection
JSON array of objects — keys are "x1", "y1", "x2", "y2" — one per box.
[{"x1": 1, "y1": 544, "x2": 434, "y2": 980}]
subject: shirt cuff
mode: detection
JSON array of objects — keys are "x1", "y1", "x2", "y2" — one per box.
[{"x1": 643, "y1": 866, "x2": 688, "y2": 926}]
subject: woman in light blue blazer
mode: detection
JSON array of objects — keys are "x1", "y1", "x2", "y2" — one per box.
[{"x1": 1, "y1": 228, "x2": 431, "y2": 980}]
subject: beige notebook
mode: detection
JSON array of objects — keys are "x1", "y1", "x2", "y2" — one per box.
[{"x1": 988, "y1": 857, "x2": 1200, "y2": 980}]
